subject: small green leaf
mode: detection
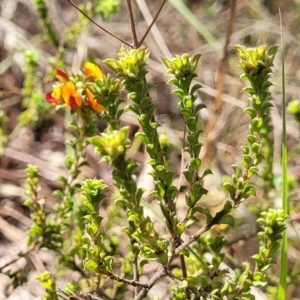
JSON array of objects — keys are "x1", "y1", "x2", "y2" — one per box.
[
  {"x1": 165, "y1": 171, "x2": 174, "y2": 187},
  {"x1": 219, "y1": 214, "x2": 235, "y2": 227},
  {"x1": 244, "y1": 107, "x2": 257, "y2": 119},
  {"x1": 84, "y1": 259, "x2": 99, "y2": 272},
  {"x1": 246, "y1": 134, "x2": 256, "y2": 145},
  {"x1": 139, "y1": 114, "x2": 150, "y2": 129},
  {"x1": 186, "y1": 116, "x2": 196, "y2": 132},
  {"x1": 166, "y1": 186, "x2": 178, "y2": 202},
  {"x1": 156, "y1": 252, "x2": 167, "y2": 265},
  {"x1": 242, "y1": 185, "x2": 256, "y2": 197},
  {"x1": 139, "y1": 260, "x2": 149, "y2": 272},
  {"x1": 190, "y1": 206, "x2": 213, "y2": 223},
  {"x1": 190, "y1": 84, "x2": 202, "y2": 96},
  {"x1": 122, "y1": 226, "x2": 133, "y2": 236},
  {"x1": 190, "y1": 158, "x2": 201, "y2": 171},
  {"x1": 253, "y1": 153, "x2": 264, "y2": 165},
  {"x1": 89, "y1": 245, "x2": 100, "y2": 258},
  {"x1": 176, "y1": 222, "x2": 186, "y2": 235},
  {"x1": 241, "y1": 146, "x2": 250, "y2": 155},
  {"x1": 247, "y1": 166, "x2": 258, "y2": 178},
  {"x1": 242, "y1": 154, "x2": 253, "y2": 168},
  {"x1": 253, "y1": 280, "x2": 267, "y2": 287},
  {"x1": 268, "y1": 45, "x2": 279, "y2": 57},
  {"x1": 155, "y1": 165, "x2": 166, "y2": 178},
  {"x1": 125, "y1": 103, "x2": 139, "y2": 114},
  {"x1": 200, "y1": 168, "x2": 213, "y2": 179},
  {"x1": 183, "y1": 95, "x2": 193, "y2": 108},
  {"x1": 237, "y1": 177, "x2": 245, "y2": 190},
  {"x1": 251, "y1": 143, "x2": 261, "y2": 154},
  {"x1": 251, "y1": 117, "x2": 263, "y2": 133},
  {"x1": 86, "y1": 223, "x2": 98, "y2": 236},
  {"x1": 223, "y1": 181, "x2": 235, "y2": 199},
  {"x1": 186, "y1": 217, "x2": 197, "y2": 228},
  {"x1": 172, "y1": 88, "x2": 185, "y2": 99},
  {"x1": 253, "y1": 271, "x2": 264, "y2": 281},
  {"x1": 183, "y1": 169, "x2": 193, "y2": 184},
  {"x1": 148, "y1": 190, "x2": 161, "y2": 200}
]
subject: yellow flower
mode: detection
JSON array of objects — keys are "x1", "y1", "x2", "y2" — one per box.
[
  {"x1": 86, "y1": 88, "x2": 105, "y2": 113},
  {"x1": 62, "y1": 81, "x2": 82, "y2": 110},
  {"x1": 84, "y1": 62, "x2": 105, "y2": 80},
  {"x1": 45, "y1": 69, "x2": 69, "y2": 105},
  {"x1": 52, "y1": 84, "x2": 62, "y2": 100},
  {"x1": 45, "y1": 84, "x2": 63, "y2": 104}
]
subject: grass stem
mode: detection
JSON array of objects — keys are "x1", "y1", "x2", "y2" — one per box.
[{"x1": 278, "y1": 9, "x2": 288, "y2": 300}]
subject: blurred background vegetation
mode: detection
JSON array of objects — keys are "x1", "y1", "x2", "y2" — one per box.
[{"x1": 0, "y1": 0, "x2": 300, "y2": 299}]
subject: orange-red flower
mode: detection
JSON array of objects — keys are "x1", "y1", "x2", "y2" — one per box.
[
  {"x1": 86, "y1": 88, "x2": 105, "y2": 113},
  {"x1": 45, "y1": 92, "x2": 57, "y2": 103},
  {"x1": 84, "y1": 62, "x2": 105, "y2": 80},
  {"x1": 45, "y1": 64, "x2": 105, "y2": 112},
  {"x1": 62, "y1": 81, "x2": 82, "y2": 110},
  {"x1": 55, "y1": 68, "x2": 69, "y2": 82}
]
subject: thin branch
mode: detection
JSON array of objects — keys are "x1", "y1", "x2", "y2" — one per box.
[
  {"x1": 176, "y1": 127, "x2": 186, "y2": 203},
  {"x1": 173, "y1": 209, "x2": 226, "y2": 258},
  {"x1": 139, "y1": 0, "x2": 167, "y2": 46},
  {"x1": 133, "y1": 254, "x2": 140, "y2": 297},
  {"x1": 108, "y1": 271, "x2": 147, "y2": 287},
  {"x1": 0, "y1": 244, "x2": 37, "y2": 272},
  {"x1": 135, "y1": 0, "x2": 171, "y2": 57},
  {"x1": 126, "y1": 0, "x2": 139, "y2": 48},
  {"x1": 214, "y1": 0, "x2": 237, "y2": 112},
  {"x1": 202, "y1": 0, "x2": 237, "y2": 160},
  {"x1": 135, "y1": 267, "x2": 167, "y2": 300},
  {"x1": 83, "y1": 266, "x2": 147, "y2": 289},
  {"x1": 179, "y1": 254, "x2": 191, "y2": 299},
  {"x1": 67, "y1": 0, "x2": 133, "y2": 48},
  {"x1": 58, "y1": 290, "x2": 112, "y2": 300}
]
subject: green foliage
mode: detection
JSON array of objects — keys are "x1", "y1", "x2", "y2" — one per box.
[
  {"x1": 224, "y1": 45, "x2": 279, "y2": 204},
  {"x1": 0, "y1": 2, "x2": 289, "y2": 298},
  {"x1": 19, "y1": 44, "x2": 288, "y2": 300},
  {"x1": 90, "y1": 126, "x2": 131, "y2": 163},
  {"x1": 95, "y1": 0, "x2": 120, "y2": 21},
  {"x1": 81, "y1": 179, "x2": 113, "y2": 273},
  {"x1": 25, "y1": 164, "x2": 63, "y2": 249},
  {"x1": 32, "y1": 0, "x2": 59, "y2": 47},
  {"x1": 162, "y1": 53, "x2": 210, "y2": 230},
  {"x1": 19, "y1": 50, "x2": 52, "y2": 127},
  {"x1": 36, "y1": 271, "x2": 58, "y2": 300},
  {"x1": 288, "y1": 99, "x2": 300, "y2": 124}
]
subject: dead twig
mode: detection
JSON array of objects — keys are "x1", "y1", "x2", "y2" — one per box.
[{"x1": 203, "y1": 0, "x2": 238, "y2": 160}]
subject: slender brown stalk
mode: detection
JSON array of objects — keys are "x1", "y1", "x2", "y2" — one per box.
[
  {"x1": 67, "y1": 0, "x2": 167, "y2": 49},
  {"x1": 176, "y1": 127, "x2": 186, "y2": 203},
  {"x1": 173, "y1": 210, "x2": 226, "y2": 258},
  {"x1": 0, "y1": 244, "x2": 37, "y2": 272},
  {"x1": 139, "y1": 0, "x2": 167, "y2": 46},
  {"x1": 130, "y1": 222, "x2": 141, "y2": 297},
  {"x1": 126, "y1": 0, "x2": 139, "y2": 48},
  {"x1": 135, "y1": 267, "x2": 167, "y2": 300},
  {"x1": 203, "y1": 0, "x2": 237, "y2": 160},
  {"x1": 215, "y1": 0, "x2": 237, "y2": 113},
  {"x1": 179, "y1": 254, "x2": 191, "y2": 299},
  {"x1": 133, "y1": 206, "x2": 224, "y2": 300},
  {"x1": 67, "y1": 0, "x2": 133, "y2": 47},
  {"x1": 108, "y1": 271, "x2": 147, "y2": 287}
]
